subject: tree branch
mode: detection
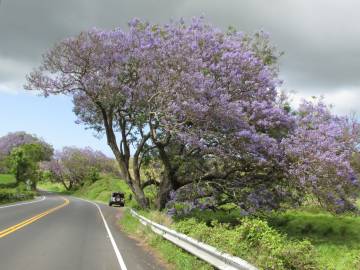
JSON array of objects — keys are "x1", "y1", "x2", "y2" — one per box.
[{"x1": 141, "y1": 179, "x2": 160, "y2": 189}]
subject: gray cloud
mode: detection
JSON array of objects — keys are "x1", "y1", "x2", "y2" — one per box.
[{"x1": 1, "y1": 0, "x2": 359, "y2": 114}]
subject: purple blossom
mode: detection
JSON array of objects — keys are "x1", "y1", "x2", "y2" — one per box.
[{"x1": 25, "y1": 17, "x2": 360, "y2": 212}]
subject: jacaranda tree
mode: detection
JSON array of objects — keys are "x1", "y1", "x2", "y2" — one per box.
[
  {"x1": 42, "y1": 147, "x2": 118, "y2": 190},
  {"x1": 25, "y1": 18, "x2": 360, "y2": 212},
  {"x1": 283, "y1": 100, "x2": 360, "y2": 213}
]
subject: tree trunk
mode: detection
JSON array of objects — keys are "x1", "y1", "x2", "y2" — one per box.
[
  {"x1": 15, "y1": 169, "x2": 21, "y2": 184},
  {"x1": 99, "y1": 106, "x2": 149, "y2": 209},
  {"x1": 31, "y1": 181, "x2": 36, "y2": 191},
  {"x1": 155, "y1": 145, "x2": 178, "y2": 210},
  {"x1": 61, "y1": 179, "x2": 72, "y2": 191},
  {"x1": 132, "y1": 179, "x2": 149, "y2": 208},
  {"x1": 156, "y1": 172, "x2": 174, "y2": 210},
  {"x1": 115, "y1": 162, "x2": 149, "y2": 209}
]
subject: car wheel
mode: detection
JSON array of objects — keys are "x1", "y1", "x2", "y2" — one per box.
[{"x1": 109, "y1": 202, "x2": 112, "y2": 206}]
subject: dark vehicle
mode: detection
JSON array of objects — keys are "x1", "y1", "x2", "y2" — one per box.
[{"x1": 109, "y1": 192, "x2": 125, "y2": 207}]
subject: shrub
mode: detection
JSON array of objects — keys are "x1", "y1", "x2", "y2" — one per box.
[
  {"x1": 173, "y1": 217, "x2": 319, "y2": 270},
  {"x1": 173, "y1": 208, "x2": 242, "y2": 225},
  {"x1": 0, "y1": 188, "x2": 35, "y2": 203}
]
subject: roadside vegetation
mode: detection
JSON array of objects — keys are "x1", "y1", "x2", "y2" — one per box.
[
  {"x1": 0, "y1": 132, "x2": 54, "y2": 204},
  {"x1": 122, "y1": 206, "x2": 360, "y2": 270},
  {"x1": 267, "y1": 209, "x2": 360, "y2": 269},
  {"x1": 0, "y1": 174, "x2": 36, "y2": 204}
]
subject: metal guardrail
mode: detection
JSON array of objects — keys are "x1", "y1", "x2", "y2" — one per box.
[{"x1": 130, "y1": 209, "x2": 258, "y2": 270}]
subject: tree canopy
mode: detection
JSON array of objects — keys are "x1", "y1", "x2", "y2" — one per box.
[
  {"x1": 25, "y1": 18, "x2": 360, "y2": 212},
  {"x1": 0, "y1": 131, "x2": 53, "y2": 159}
]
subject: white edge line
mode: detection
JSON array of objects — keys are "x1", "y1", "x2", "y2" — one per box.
[
  {"x1": 75, "y1": 197, "x2": 127, "y2": 270},
  {"x1": 0, "y1": 195, "x2": 46, "y2": 209}
]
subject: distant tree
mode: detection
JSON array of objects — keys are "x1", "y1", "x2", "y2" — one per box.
[
  {"x1": 0, "y1": 131, "x2": 53, "y2": 172},
  {"x1": 8, "y1": 143, "x2": 52, "y2": 190},
  {"x1": 42, "y1": 147, "x2": 116, "y2": 190}
]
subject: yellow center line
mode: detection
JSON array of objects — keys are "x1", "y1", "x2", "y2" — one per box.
[{"x1": 0, "y1": 197, "x2": 70, "y2": 239}]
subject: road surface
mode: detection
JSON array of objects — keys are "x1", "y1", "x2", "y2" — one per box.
[{"x1": 0, "y1": 194, "x2": 166, "y2": 270}]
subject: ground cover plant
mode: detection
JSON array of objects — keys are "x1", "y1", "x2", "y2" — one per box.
[{"x1": 267, "y1": 209, "x2": 360, "y2": 270}]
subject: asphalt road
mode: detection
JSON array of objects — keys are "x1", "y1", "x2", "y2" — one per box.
[{"x1": 0, "y1": 194, "x2": 166, "y2": 270}]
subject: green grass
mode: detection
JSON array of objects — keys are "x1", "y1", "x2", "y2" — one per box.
[
  {"x1": 170, "y1": 206, "x2": 360, "y2": 269},
  {"x1": 0, "y1": 174, "x2": 16, "y2": 186},
  {"x1": 267, "y1": 210, "x2": 360, "y2": 269},
  {"x1": 119, "y1": 209, "x2": 213, "y2": 270},
  {"x1": 37, "y1": 181, "x2": 68, "y2": 193}
]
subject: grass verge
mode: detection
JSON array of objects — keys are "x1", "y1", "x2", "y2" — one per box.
[
  {"x1": 37, "y1": 181, "x2": 69, "y2": 193},
  {"x1": 0, "y1": 174, "x2": 16, "y2": 185},
  {"x1": 119, "y1": 208, "x2": 213, "y2": 270},
  {"x1": 267, "y1": 210, "x2": 360, "y2": 270},
  {"x1": 149, "y1": 206, "x2": 360, "y2": 270}
]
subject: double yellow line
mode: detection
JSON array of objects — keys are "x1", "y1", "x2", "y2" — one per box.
[{"x1": 0, "y1": 197, "x2": 70, "y2": 239}]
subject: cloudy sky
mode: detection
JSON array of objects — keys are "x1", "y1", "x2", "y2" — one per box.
[{"x1": 0, "y1": 0, "x2": 359, "y2": 155}]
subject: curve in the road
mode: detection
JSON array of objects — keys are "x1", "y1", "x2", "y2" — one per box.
[
  {"x1": 0, "y1": 195, "x2": 165, "y2": 270},
  {"x1": 0, "y1": 197, "x2": 69, "y2": 238}
]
